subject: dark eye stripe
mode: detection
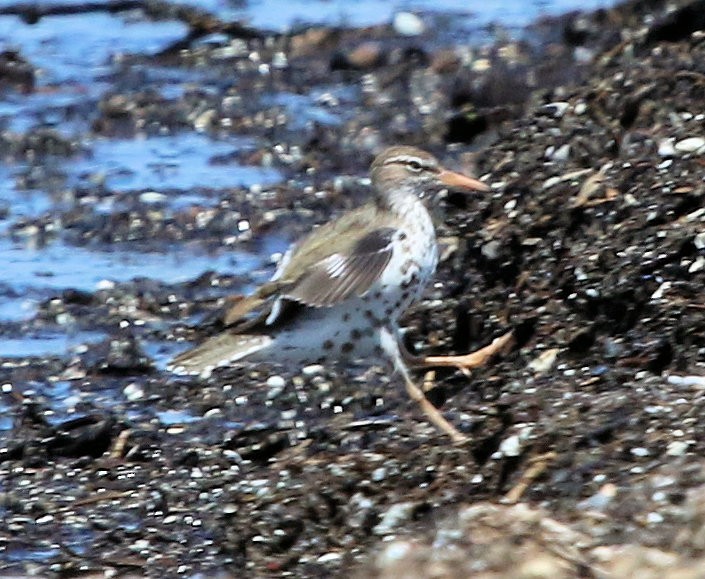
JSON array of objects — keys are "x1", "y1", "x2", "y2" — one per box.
[{"x1": 383, "y1": 155, "x2": 435, "y2": 171}]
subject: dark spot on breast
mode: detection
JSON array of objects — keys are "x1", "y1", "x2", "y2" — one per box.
[
  {"x1": 342, "y1": 313, "x2": 350, "y2": 322},
  {"x1": 373, "y1": 290, "x2": 382, "y2": 299},
  {"x1": 323, "y1": 340, "x2": 334, "y2": 350},
  {"x1": 385, "y1": 307, "x2": 393, "y2": 316},
  {"x1": 350, "y1": 328, "x2": 362, "y2": 339},
  {"x1": 341, "y1": 342, "x2": 355, "y2": 353}
]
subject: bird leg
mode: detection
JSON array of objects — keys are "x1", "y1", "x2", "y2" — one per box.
[
  {"x1": 402, "y1": 331, "x2": 514, "y2": 385},
  {"x1": 380, "y1": 327, "x2": 467, "y2": 444}
]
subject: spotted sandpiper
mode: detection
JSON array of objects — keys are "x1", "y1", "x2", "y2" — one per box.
[{"x1": 170, "y1": 146, "x2": 513, "y2": 442}]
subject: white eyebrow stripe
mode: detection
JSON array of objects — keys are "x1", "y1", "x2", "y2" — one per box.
[{"x1": 383, "y1": 155, "x2": 435, "y2": 169}]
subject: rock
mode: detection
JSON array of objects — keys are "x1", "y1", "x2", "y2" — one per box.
[
  {"x1": 393, "y1": 12, "x2": 425, "y2": 36},
  {"x1": 674, "y1": 137, "x2": 705, "y2": 154}
]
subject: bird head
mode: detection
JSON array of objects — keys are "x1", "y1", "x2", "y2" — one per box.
[{"x1": 370, "y1": 146, "x2": 490, "y2": 203}]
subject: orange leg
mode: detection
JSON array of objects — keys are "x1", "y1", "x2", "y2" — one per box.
[
  {"x1": 404, "y1": 331, "x2": 514, "y2": 378},
  {"x1": 380, "y1": 327, "x2": 467, "y2": 444}
]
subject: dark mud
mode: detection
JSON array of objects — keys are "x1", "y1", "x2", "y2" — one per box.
[{"x1": 1, "y1": 0, "x2": 705, "y2": 577}]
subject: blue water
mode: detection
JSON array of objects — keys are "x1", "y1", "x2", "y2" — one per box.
[{"x1": 177, "y1": 0, "x2": 616, "y2": 30}]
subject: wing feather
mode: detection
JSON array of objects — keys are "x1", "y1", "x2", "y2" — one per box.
[{"x1": 284, "y1": 227, "x2": 396, "y2": 307}]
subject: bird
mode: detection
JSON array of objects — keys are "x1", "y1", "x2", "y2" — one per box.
[{"x1": 169, "y1": 146, "x2": 513, "y2": 442}]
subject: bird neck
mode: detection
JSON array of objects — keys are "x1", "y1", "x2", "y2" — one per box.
[{"x1": 375, "y1": 185, "x2": 427, "y2": 220}]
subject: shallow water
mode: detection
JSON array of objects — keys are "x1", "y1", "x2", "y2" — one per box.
[{"x1": 182, "y1": 0, "x2": 615, "y2": 31}]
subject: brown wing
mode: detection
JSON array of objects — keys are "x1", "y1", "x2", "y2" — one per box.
[
  {"x1": 222, "y1": 283, "x2": 280, "y2": 327},
  {"x1": 284, "y1": 227, "x2": 396, "y2": 307},
  {"x1": 222, "y1": 206, "x2": 395, "y2": 328}
]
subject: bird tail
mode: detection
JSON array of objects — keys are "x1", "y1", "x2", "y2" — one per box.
[{"x1": 168, "y1": 332, "x2": 272, "y2": 377}]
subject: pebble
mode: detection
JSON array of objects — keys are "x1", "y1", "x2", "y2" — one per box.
[
  {"x1": 528, "y1": 348, "x2": 559, "y2": 374},
  {"x1": 650, "y1": 281, "x2": 671, "y2": 300},
  {"x1": 266, "y1": 375, "x2": 286, "y2": 389},
  {"x1": 542, "y1": 101, "x2": 570, "y2": 118},
  {"x1": 577, "y1": 483, "x2": 616, "y2": 511},
  {"x1": 123, "y1": 382, "x2": 144, "y2": 401},
  {"x1": 139, "y1": 191, "x2": 167, "y2": 204},
  {"x1": 376, "y1": 541, "x2": 414, "y2": 567},
  {"x1": 317, "y1": 552, "x2": 342, "y2": 563},
  {"x1": 674, "y1": 136, "x2": 705, "y2": 154},
  {"x1": 694, "y1": 232, "x2": 705, "y2": 249},
  {"x1": 689, "y1": 256, "x2": 704, "y2": 273},
  {"x1": 551, "y1": 143, "x2": 571, "y2": 161},
  {"x1": 371, "y1": 467, "x2": 387, "y2": 482},
  {"x1": 393, "y1": 12, "x2": 425, "y2": 36},
  {"x1": 373, "y1": 502, "x2": 416, "y2": 535},
  {"x1": 542, "y1": 176, "x2": 561, "y2": 190},
  {"x1": 657, "y1": 138, "x2": 676, "y2": 157},
  {"x1": 302, "y1": 364, "x2": 324, "y2": 376},
  {"x1": 499, "y1": 434, "x2": 522, "y2": 457},
  {"x1": 481, "y1": 240, "x2": 501, "y2": 260},
  {"x1": 666, "y1": 440, "x2": 689, "y2": 456},
  {"x1": 666, "y1": 374, "x2": 705, "y2": 388}
]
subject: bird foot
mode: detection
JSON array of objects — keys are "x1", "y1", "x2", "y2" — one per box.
[{"x1": 414, "y1": 331, "x2": 514, "y2": 377}]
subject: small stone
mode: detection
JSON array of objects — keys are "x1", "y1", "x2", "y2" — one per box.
[
  {"x1": 542, "y1": 101, "x2": 570, "y2": 118},
  {"x1": 317, "y1": 552, "x2": 342, "y2": 563},
  {"x1": 674, "y1": 136, "x2": 705, "y2": 154},
  {"x1": 123, "y1": 382, "x2": 144, "y2": 402},
  {"x1": 373, "y1": 502, "x2": 416, "y2": 535},
  {"x1": 666, "y1": 440, "x2": 689, "y2": 456},
  {"x1": 371, "y1": 467, "x2": 387, "y2": 482},
  {"x1": 542, "y1": 176, "x2": 561, "y2": 189},
  {"x1": 139, "y1": 191, "x2": 167, "y2": 204},
  {"x1": 528, "y1": 348, "x2": 559, "y2": 373},
  {"x1": 666, "y1": 374, "x2": 705, "y2": 388},
  {"x1": 499, "y1": 434, "x2": 522, "y2": 457},
  {"x1": 551, "y1": 143, "x2": 571, "y2": 161},
  {"x1": 376, "y1": 541, "x2": 414, "y2": 567},
  {"x1": 694, "y1": 232, "x2": 705, "y2": 249},
  {"x1": 302, "y1": 364, "x2": 324, "y2": 376},
  {"x1": 650, "y1": 281, "x2": 671, "y2": 300},
  {"x1": 657, "y1": 139, "x2": 676, "y2": 157},
  {"x1": 481, "y1": 240, "x2": 501, "y2": 260},
  {"x1": 393, "y1": 12, "x2": 424, "y2": 36},
  {"x1": 578, "y1": 483, "x2": 617, "y2": 511},
  {"x1": 266, "y1": 375, "x2": 286, "y2": 388},
  {"x1": 689, "y1": 256, "x2": 705, "y2": 273}
]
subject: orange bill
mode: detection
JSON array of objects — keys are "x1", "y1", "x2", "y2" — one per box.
[{"x1": 438, "y1": 169, "x2": 490, "y2": 192}]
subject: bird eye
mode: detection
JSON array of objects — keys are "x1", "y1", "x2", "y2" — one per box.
[{"x1": 407, "y1": 160, "x2": 423, "y2": 172}]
